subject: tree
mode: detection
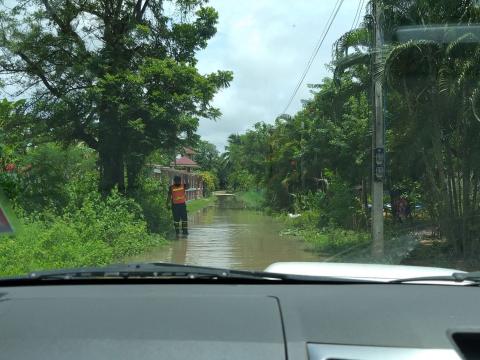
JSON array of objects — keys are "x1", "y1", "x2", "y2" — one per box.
[
  {"x1": 0, "y1": 0, "x2": 232, "y2": 194},
  {"x1": 193, "y1": 140, "x2": 219, "y2": 172},
  {"x1": 334, "y1": 0, "x2": 480, "y2": 256}
]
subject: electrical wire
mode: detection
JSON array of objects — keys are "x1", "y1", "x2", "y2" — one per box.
[
  {"x1": 280, "y1": 0, "x2": 345, "y2": 115},
  {"x1": 350, "y1": 0, "x2": 364, "y2": 30},
  {"x1": 356, "y1": 0, "x2": 366, "y2": 28}
]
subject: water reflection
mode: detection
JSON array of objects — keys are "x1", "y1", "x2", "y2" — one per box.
[{"x1": 132, "y1": 206, "x2": 321, "y2": 270}]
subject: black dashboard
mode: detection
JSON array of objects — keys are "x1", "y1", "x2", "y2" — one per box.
[{"x1": 0, "y1": 283, "x2": 479, "y2": 359}]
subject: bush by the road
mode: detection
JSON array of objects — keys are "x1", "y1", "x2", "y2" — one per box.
[
  {"x1": 236, "y1": 190, "x2": 265, "y2": 210},
  {"x1": 0, "y1": 190, "x2": 166, "y2": 277},
  {"x1": 132, "y1": 175, "x2": 172, "y2": 234},
  {"x1": 282, "y1": 208, "x2": 370, "y2": 254}
]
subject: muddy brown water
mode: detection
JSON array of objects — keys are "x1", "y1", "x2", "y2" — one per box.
[{"x1": 131, "y1": 201, "x2": 321, "y2": 271}]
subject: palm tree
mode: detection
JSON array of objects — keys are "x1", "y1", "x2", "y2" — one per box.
[{"x1": 333, "y1": 0, "x2": 480, "y2": 256}]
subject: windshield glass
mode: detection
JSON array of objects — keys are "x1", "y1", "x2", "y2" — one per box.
[{"x1": 0, "y1": 0, "x2": 479, "y2": 277}]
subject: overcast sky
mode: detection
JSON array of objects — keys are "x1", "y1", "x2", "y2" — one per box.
[{"x1": 196, "y1": 0, "x2": 365, "y2": 151}]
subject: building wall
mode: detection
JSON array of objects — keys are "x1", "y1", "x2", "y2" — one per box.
[{"x1": 151, "y1": 165, "x2": 204, "y2": 201}]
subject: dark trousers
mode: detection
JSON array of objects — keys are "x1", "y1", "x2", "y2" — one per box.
[{"x1": 172, "y1": 203, "x2": 188, "y2": 234}]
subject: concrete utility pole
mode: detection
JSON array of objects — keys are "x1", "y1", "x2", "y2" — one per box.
[{"x1": 372, "y1": 0, "x2": 384, "y2": 257}]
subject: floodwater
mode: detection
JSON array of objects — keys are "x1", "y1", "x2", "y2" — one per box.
[{"x1": 132, "y1": 198, "x2": 321, "y2": 270}]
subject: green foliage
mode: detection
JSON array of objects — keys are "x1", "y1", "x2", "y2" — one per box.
[
  {"x1": 132, "y1": 175, "x2": 172, "y2": 234},
  {"x1": 227, "y1": 169, "x2": 256, "y2": 192},
  {"x1": 0, "y1": 0, "x2": 233, "y2": 193},
  {"x1": 194, "y1": 140, "x2": 221, "y2": 172},
  {"x1": 11, "y1": 143, "x2": 97, "y2": 214},
  {"x1": 282, "y1": 216, "x2": 370, "y2": 254},
  {"x1": 322, "y1": 175, "x2": 363, "y2": 229},
  {"x1": 198, "y1": 170, "x2": 218, "y2": 194},
  {"x1": 0, "y1": 191, "x2": 166, "y2": 277},
  {"x1": 236, "y1": 190, "x2": 265, "y2": 210},
  {"x1": 222, "y1": 78, "x2": 370, "y2": 211},
  {"x1": 303, "y1": 228, "x2": 371, "y2": 253},
  {"x1": 333, "y1": 0, "x2": 480, "y2": 257}
]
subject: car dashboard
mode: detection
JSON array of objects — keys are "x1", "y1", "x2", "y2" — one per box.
[{"x1": 0, "y1": 282, "x2": 479, "y2": 359}]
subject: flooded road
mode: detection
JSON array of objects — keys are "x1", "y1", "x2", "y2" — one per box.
[{"x1": 132, "y1": 203, "x2": 321, "y2": 270}]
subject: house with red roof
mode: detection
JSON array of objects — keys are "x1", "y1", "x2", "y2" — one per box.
[
  {"x1": 150, "y1": 146, "x2": 204, "y2": 201},
  {"x1": 171, "y1": 155, "x2": 199, "y2": 173}
]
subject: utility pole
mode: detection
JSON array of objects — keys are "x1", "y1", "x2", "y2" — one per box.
[{"x1": 372, "y1": 0, "x2": 384, "y2": 257}]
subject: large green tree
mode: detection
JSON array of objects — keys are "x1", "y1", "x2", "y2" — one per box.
[
  {"x1": 0, "y1": 0, "x2": 232, "y2": 194},
  {"x1": 193, "y1": 139, "x2": 219, "y2": 171}
]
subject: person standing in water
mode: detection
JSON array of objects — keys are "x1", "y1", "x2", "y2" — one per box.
[{"x1": 167, "y1": 175, "x2": 189, "y2": 237}]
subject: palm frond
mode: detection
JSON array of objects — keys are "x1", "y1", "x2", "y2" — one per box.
[
  {"x1": 383, "y1": 40, "x2": 440, "y2": 89},
  {"x1": 333, "y1": 27, "x2": 371, "y2": 60},
  {"x1": 445, "y1": 32, "x2": 478, "y2": 56},
  {"x1": 438, "y1": 64, "x2": 454, "y2": 95},
  {"x1": 333, "y1": 52, "x2": 371, "y2": 84}
]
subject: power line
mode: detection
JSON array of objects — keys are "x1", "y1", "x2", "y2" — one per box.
[
  {"x1": 353, "y1": 0, "x2": 366, "y2": 29},
  {"x1": 280, "y1": 0, "x2": 342, "y2": 115},
  {"x1": 351, "y1": 0, "x2": 365, "y2": 30},
  {"x1": 280, "y1": 0, "x2": 345, "y2": 115}
]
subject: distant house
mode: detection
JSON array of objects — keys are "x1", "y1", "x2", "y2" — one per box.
[
  {"x1": 150, "y1": 147, "x2": 204, "y2": 201},
  {"x1": 171, "y1": 156, "x2": 199, "y2": 173}
]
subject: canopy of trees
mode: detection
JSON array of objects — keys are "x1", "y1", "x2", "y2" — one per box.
[
  {"x1": 222, "y1": 0, "x2": 480, "y2": 259},
  {"x1": 0, "y1": 0, "x2": 232, "y2": 194}
]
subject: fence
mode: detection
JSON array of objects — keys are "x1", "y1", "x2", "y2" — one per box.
[{"x1": 150, "y1": 165, "x2": 204, "y2": 201}]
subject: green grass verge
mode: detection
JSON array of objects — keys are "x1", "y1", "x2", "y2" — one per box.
[
  {"x1": 235, "y1": 190, "x2": 265, "y2": 210},
  {"x1": 187, "y1": 196, "x2": 216, "y2": 213}
]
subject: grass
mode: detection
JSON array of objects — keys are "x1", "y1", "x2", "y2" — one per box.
[
  {"x1": 187, "y1": 196, "x2": 216, "y2": 213},
  {"x1": 235, "y1": 190, "x2": 265, "y2": 210}
]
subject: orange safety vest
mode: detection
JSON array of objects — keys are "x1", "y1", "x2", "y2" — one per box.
[{"x1": 171, "y1": 185, "x2": 186, "y2": 205}]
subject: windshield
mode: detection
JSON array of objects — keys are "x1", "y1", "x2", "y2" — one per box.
[{"x1": 0, "y1": 0, "x2": 479, "y2": 278}]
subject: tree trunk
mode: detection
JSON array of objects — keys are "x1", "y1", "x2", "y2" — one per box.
[
  {"x1": 99, "y1": 139, "x2": 125, "y2": 195},
  {"x1": 98, "y1": 100, "x2": 125, "y2": 195},
  {"x1": 126, "y1": 154, "x2": 146, "y2": 196}
]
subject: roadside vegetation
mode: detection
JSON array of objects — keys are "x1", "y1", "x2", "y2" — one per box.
[
  {"x1": 219, "y1": 0, "x2": 480, "y2": 266},
  {"x1": 187, "y1": 196, "x2": 216, "y2": 214},
  {"x1": 0, "y1": 1, "x2": 230, "y2": 276},
  {"x1": 236, "y1": 191, "x2": 265, "y2": 211}
]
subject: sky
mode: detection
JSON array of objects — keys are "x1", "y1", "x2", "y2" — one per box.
[{"x1": 196, "y1": 0, "x2": 365, "y2": 151}]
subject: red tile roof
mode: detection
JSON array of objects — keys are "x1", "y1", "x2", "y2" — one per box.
[{"x1": 172, "y1": 156, "x2": 199, "y2": 167}]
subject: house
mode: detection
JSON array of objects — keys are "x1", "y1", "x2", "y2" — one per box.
[
  {"x1": 170, "y1": 156, "x2": 199, "y2": 173},
  {"x1": 150, "y1": 147, "x2": 204, "y2": 201},
  {"x1": 170, "y1": 147, "x2": 199, "y2": 173}
]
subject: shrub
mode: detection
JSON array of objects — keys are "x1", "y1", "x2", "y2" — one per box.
[
  {"x1": 227, "y1": 169, "x2": 255, "y2": 192},
  {"x1": 302, "y1": 227, "x2": 371, "y2": 253},
  {"x1": 0, "y1": 190, "x2": 166, "y2": 277},
  {"x1": 237, "y1": 190, "x2": 265, "y2": 210},
  {"x1": 132, "y1": 175, "x2": 172, "y2": 234},
  {"x1": 13, "y1": 143, "x2": 97, "y2": 213},
  {"x1": 199, "y1": 171, "x2": 218, "y2": 195}
]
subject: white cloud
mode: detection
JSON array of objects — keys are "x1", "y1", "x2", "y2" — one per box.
[{"x1": 197, "y1": 0, "x2": 365, "y2": 151}]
